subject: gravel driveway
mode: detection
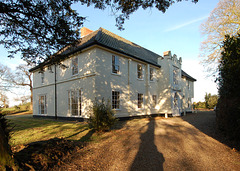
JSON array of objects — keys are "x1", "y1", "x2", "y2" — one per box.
[{"x1": 58, "y1": 111, "x2": 240, "y2": 171}]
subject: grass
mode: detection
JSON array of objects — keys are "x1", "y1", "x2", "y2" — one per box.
[
  {"x1": 1, "y1": 103, "x2": 31, "y2": 115},
  {"x1": 8, "y1": 116, "x2": 92, "y2": 146}
]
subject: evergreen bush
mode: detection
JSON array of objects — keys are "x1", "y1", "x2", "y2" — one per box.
[{"x1": 88, "y1": 99, "x2": 117, "y2": 132}]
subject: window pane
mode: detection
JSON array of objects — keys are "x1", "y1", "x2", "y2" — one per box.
[
  {"x1": 112, "y1": 91, "x2": 120, "y2": 109},
  {"x1": 150, "y1": 68, "x2": 154, "y2": 81},
  {"x1": 72, "y1": 58, "x2": 78, "y2": 75},
  {"x1": 68, "y1": 90, "x2": 81, "y2": 116},
  {"x1": 138, "y1": 93, "x2": 143, "y2": 108},
  {"x1": 152, "y1": 95, "x2": 157, "y2": 108},
  {"x1": 137, "y1": 64, "x2": 143, "y2": 79},
  {"x1": 39, "y1": 95, "x2": 47, "y2": 114},
  {"x1": 112, "y1": 55, "x2": 120, "y2": 74}
]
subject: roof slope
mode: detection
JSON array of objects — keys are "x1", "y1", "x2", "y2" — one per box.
[
  {"x1": 182, "y1": 70, "x2": 197, "y2": 82},
  {"x1": 30, "y1": 27, "x2": 161, "y2": 72}
]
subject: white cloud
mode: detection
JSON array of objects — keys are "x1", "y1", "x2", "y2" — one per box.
[{"x1": 164, "y1": 15, "x2": 208, "y2": 32}]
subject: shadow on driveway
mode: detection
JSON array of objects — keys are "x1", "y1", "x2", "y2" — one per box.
[
  {"x1": 130, "y1": 117, "x2": 165, "y2": 171},
  {"x1": 182, "y1": 111, "x2": 240, "y2": 150}
]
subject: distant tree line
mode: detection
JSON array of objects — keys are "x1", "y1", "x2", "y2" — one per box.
[{"x1": 193, "y1": 93, "x2": 218, "y2": 109}]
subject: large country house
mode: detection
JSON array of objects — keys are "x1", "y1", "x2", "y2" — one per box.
[{"x1": 30, "y1": 27, "x2": 196, "y2": 120}]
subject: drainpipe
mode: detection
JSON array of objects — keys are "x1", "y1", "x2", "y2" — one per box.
[
  {"x1": 128, "y1": 59, "x2": 131, "y2": 114},
  {"x1": 54, "y1": 64, "x2": 57, "y2": 120}
]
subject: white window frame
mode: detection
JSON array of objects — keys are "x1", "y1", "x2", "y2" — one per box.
[
  {"x1": 137, "y1": 93, "x2": 144, "y2": 109},
  {"x1": 150, "y1": 67, "x2": 154, "y2": 81},
  {"x1": 112, "y1": 91, "x2": 120, "y2": 110},
  {"x1": 112, "y1": 55, "x2": 120, "y2": 74},
  {"x1": 152, "y1": 95, "x2": 157, "y2": 109},
  {"x1": 71, "y1": 57, "x2": 79, "y2": 76},
  {"x1": 68, "y1": 89, "x2": 82, "y2": 117},
  {"x1": 137, "y1": 64, "x2": 143, "y2": 80},
  {"x1": 38, "y1": 95, "x2": 47, "y2": 114}
]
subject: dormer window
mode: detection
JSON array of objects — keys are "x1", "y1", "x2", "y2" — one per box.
[
  {"x1": 72, "y1": 57, "x2": 78, "y2": 75},
  {"x1": 112, "y1": 55, "x2": 120, "y2": 74}
]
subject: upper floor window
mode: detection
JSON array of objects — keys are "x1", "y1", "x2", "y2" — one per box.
[
  {"x1": 38, "y1": 95, "x2": 47, "y2": 114},
  {"x1": 41, "y1": 72, "x2": 44, "y2": 84},
  {"x1": 112, "y1": 91, "x2": 120, "y2": 109},
  {"x1": 112, "y1": 55, "x2": 120, "y2": 74},
  {"x1": 72, "y1": 57, "x2": 78, "y2": 75},
  {"x1": 137, "y1": 64, "x2": 143, "y2": 80},
  {"x1": 152, "y1": 95, "x2": 157, "y2": 108},
  {"x1": 150, "y1": 67, "x2": 154, "y2": 81},
  {"x1": 138, "y1": 93, "x2": 144, "y2": 108},
  {"x1": 173, "y1": 66, "x2": 179, "y2": 85}
]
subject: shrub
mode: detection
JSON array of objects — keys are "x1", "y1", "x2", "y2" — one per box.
[{"x1": 88, "y1": 99, "x2": 117, "y2": 132}]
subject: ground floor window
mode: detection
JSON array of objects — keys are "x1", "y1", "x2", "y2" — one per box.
[
  {"x1": 112, "y1": 91, "x2": 120, "y2": 109},
  {"x1": 138, "y1": 93, "x2": 144, "y2": 108},
  {"x1": 68, "y1": 90, "x2": 81, "y2": 116},
  {"x1": 152, "y1": 95, "x2": 157, "y2": 108},
  {"x1": 38, "y1": 95, "x2": 47, "y2": 114}
]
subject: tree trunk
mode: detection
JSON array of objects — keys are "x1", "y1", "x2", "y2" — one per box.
[{"x1": 0, "y1": 126, "x2": 14, "y2": 170}]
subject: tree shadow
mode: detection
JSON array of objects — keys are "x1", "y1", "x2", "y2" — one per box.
[
  {"x1": 182, "y1": 111, "x2": 240, "y2": 151},
  {"x1": 130, "y1": 117, "x2": 165, "y2": 171}
]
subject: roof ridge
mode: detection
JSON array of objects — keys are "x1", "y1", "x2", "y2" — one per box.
[{"x1": 99, "y1": 27, "x2": 161, "y2": 57}]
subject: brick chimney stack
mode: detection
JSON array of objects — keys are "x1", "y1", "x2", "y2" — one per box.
[{"x1": 80, "y1": 27, "x2": 93, "y2": 37}]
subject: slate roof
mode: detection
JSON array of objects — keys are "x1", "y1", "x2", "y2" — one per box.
[
  {"x1": 182, "y1": 70, "x2": 197, "y2": 82},
  {"x1": 29, "y1": 27, "x2": 197, "y2": 82},
  {"x1": 30, "y1": 27, "x2": 161, "y2": 72}
]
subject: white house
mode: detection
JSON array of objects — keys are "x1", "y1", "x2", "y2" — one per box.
[{"x1": 30, "y1": 27, "x2": 196, "y2": 120}]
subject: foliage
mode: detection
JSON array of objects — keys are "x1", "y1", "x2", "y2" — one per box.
[
  {"x1": 208, "y1": 95, "x2": 218, "y2": 109},
  {"x1": 1, "y1": 0, "x2": 198, "y2": 63},
  {"x1": 200, "y1": 0, "x2": 240, "y2": 73},
  {"x1": 194, "y1": 101, "x2": 206, "y2": 109},
  {"x1": 216, "y1": 33, "x2": 240, "y2": 141},
  {"x1": 204, "y1": 93, "x2": 218, "y2": 109},
  {"x1": 0, "y1": 0, "x2": 85, "y2": 64},
  {"x1": 89, "y1": 99, "x2": 117, "y2": 132},
  {"x1": 204, "y1": 93, "x2": 211, "y2": 109}
]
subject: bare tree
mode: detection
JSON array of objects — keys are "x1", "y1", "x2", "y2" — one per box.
[
  {"x1": 200, "y1": 0, "x2": 240, "y2": 73},
  {"x1": 9, "y1": 64, "x2": 33, "y2": 110},
  {"x1": 0, "y1": 63, "x2": 33, "y2": 110},
  {"x1": 0, "y1": 93, "x2": 9, "y2": 108},
  {"x1": 0, "y1": 63, "x2": 12, "y2": 92}
]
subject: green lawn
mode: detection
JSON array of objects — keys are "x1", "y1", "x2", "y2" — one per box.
[{"x1": 8, "y1": 116, "x2": 91, "y2": 146}]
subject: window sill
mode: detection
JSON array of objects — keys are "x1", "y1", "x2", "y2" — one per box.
[
  {"x1": 111, "y1": 73, "x2": 121, "y2": 76},
  {"x1": 36, "y1": 114, "x2": 48, "y2": 116},
  {"x1": 71, "y1": 73, "x2": 79, "y2": 77},
  {"x1": 112, "y1": 108, "x2": 121, "y2": 110}
]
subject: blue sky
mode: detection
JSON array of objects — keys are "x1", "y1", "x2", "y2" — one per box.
[{"x1": 0, "y1": 0, "x2": 220, "y2": 105}]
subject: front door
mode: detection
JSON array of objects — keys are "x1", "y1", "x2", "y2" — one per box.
[{"x1": 172, "y1": 92, "x2": 180, "y2": 116}]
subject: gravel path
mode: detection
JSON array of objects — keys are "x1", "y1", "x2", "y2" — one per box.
[{"x1": 58, "y1": 111, "x2": 240, "y2": 171}]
